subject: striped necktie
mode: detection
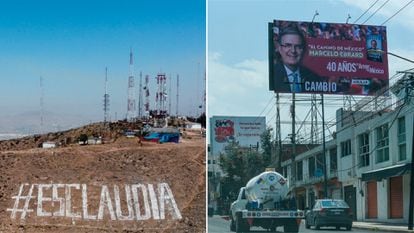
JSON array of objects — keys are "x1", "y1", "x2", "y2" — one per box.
[{"x1": 292, "y1": 72, "x2": 301, "y2": 93}]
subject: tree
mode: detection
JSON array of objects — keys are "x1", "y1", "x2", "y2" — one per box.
[
  {"x1": 260, "y1": 127, "x2": 273, "y2": 166},
  {"x1": 217, "y1": 130, "x2": 276, "y2": 213}
]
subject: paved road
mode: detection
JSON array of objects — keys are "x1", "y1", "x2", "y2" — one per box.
[{"x1": 208, "y1": 215, "x2": 377, "y2": 233}]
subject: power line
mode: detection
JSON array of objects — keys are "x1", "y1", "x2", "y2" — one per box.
[
  {"x1": 253, "y1": 95, "x2": 275, "y2": 123},
  {"x1": 381, "y1": 0, "x2": 414, "y2": 25},
  {"x1": 361, "y1": 0, "x2": 390, "y2": 24},
  {"x1": 353, "y1": 0, "x2": 381, "y2": 24}
]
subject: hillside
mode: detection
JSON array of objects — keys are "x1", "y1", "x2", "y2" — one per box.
[{"x1": 0, "y1": 122, "x2": 206, "y2": 232}]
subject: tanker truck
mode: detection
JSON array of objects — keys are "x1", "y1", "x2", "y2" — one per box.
[{"x1": 229, "y1": 170, "x2": 304, "y2": 232}]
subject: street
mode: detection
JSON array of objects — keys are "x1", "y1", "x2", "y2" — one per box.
[{"x1": 208, "y1": 215, "x2": 388, "y2": 233}]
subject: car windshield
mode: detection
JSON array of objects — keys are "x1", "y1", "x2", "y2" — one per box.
[{"x1": 320, "y1": 200, "x2": 349, "y2": 208}]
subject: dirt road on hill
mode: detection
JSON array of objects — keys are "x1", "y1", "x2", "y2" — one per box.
[{"x1": 0, "y1": 131, "x2": 205, "y2": 233}]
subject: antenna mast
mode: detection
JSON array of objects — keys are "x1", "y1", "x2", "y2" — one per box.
[
  {"x1": 169, "y1": 74, "x2": 172, "y2": 115},
  {"x1": 103, "y1": 67, "x2": 110, "y2": 123},
  {"x1": 176, "y1": 74, "x2": 179, "y2": 116},
  {"x1": 138, "y1": 71, "x2": 143, "y2": 118},
  {"x1": 144, "y1": 75, "x2": 150, "y2": 117},
  {"x1": 40, "y1": 76, "x2": 44, "y2": 133},
  {"x1": 126, "y1": 49, "x2": 136, "y2": 121}
]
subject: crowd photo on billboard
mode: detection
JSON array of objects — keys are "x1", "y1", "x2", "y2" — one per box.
[{"x1": 269, "y1": 20, "x2": 388, "y2": 96}]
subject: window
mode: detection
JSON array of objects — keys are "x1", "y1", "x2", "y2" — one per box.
[
  {"x1": 358, "y1": 133, "x2": 370, "y2": 167},
  {"x1": 341, "y1": 140, "x2": 352, "y2": 157},
  {"x1": 316, "y1": 153, "x2": 324, "y2": 176},
  {"x1": 282, "y1": 166, "x2": 287, "y2": 178},
  {"x1": 376, "y1": 124, "x2": 389, "y2": 163},
  {"x1": 398, "y1": 117, "x2": 406, "y2": 161},
  {"x1": 329, "y1": 147, "x2": 337, "y2": 173},
  {"x1": 296, "y1": 160, "x2": 303, "y2": 181},
  {"x1": 309, "y1": 156, "x2": 315, "y2": 178}
]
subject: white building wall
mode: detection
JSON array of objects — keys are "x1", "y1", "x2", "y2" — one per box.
[
  {"x1": 377, "y1": 180, "x2": 388, "y2": 221},
  {"x1": 356, "y1": 180, "x2": 365, "y2": 221},
  {"x1": 403, "y1": 174, "x2": 410, "y2": 223}
]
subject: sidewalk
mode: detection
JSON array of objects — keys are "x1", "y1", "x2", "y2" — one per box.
[{"x1": 353, "y1": 221, "x2": 414, "y2": 233}]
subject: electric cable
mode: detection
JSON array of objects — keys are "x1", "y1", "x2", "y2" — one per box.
[
  {"x1": 353, "y1": 0, "x2": 381, "y2": 24},
  {"x1": 381, "y1": 0, "x2": 414, "y2": 25},
  {"x1": 361, "y1": 0, "x2": 390, "y2": 24}
]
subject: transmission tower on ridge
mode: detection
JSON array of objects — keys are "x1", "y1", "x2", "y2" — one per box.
[
  {"x1": 138, "y1": 71, "x2": 143, "y2": 118},
  {"x1": 126, "y1": 49, "x2": 136, "y2": 121},
  {"x1": 40, "y1": 76, "x2": 44, "y2": 133},
  {"x1": 176, "y1": 74, "x2": 179, "y2": 116},
  {"x1": 155, "y1": 73, "x2": 167, "y2": 116},
  {"x1": 103, "y1": 67, "x2": 110, "y2": 123},
  {"x1": 144, "y1": 75, "x2": 150, "y2": 117},
  {"x1": 169, "y1": 74, "x2": 172, "y2": 115}
]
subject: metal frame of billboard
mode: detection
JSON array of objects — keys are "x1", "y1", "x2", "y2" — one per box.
[{"x1": 269, "y1": 20, "x2": 388, "y2": 96}]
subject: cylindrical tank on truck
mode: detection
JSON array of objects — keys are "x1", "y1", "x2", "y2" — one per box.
[{"x1": 229, "y1": 170, "x2": 304, "y2": 233}]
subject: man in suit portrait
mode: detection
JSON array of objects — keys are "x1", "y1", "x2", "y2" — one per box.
[
  {"x1": 273, "y1": 27, "x2": 322, "y2": 93},
  {"x1": 366, "y1": 38, "x2": 383, "y2": 62}
]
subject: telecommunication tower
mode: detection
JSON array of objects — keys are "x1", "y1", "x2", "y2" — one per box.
[
  {"x1": 103, "y1": 67, "x2": 110, "y2": 123},
  {"x1": 144, "y1": 75, "x2": 150, "y2": 116},
  {"x1": 155, "y1": 73, "x2": 167, "y2": 116},
  {"x1": 169, "y1": 74, "x2": 172, "y2": 115},
  {"x1": 126, "y1": 49, "x2": 136, "y2": 121},
  {"x1": 138, "y1": 71, "x2": 143, "y2": 118},
  {"x1": 176, "y1": 74, "x2": 179, "y2": 116},
  {"x1": 40, "y1": 76, "x2": 44, "y2": 133}
]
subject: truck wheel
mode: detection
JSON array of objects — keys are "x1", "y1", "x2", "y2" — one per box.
[
  {"x1": 315, "y1": 218, "x2": 320, "y2": 230},
  {"x1": 235, "y1": 214, "x2": 249, "y2": 232},
  {"x1": 346, "y1": 225, "x2": 352, "y2": 231},
  {"x1": 305, "y1": 219, "x2": 310, "y2": 229},
  {"x1": 230, "y1": 216, "x2": 236, "y2": 232},
  {"x1": 284, "y1": 219, "x2": 299, "y2": 233}
]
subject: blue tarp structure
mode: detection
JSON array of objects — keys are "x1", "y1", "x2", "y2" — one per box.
[{"x1": 143, "y1": 132, "x2": 180, "y2": 143}]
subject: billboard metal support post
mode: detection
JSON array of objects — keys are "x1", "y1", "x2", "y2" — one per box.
[{"x1": 321, "y1": 94, "x2": 328, "y2": 198}]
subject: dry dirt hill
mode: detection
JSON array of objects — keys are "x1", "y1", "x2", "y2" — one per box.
[{"x1": 0, "y1": 123, "x2": 206, "y2": 233}]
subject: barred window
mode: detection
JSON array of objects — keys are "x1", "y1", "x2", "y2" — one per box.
[
  {"x1": 341, "y1": 140, "x2": 351, "y2": 157},
  {"x1": 376, "y1": 124, "x2": 389, "y2": 163},
  {"x1": 358, "y1": 133, "x2": 369, "y2": 167},
  {"x1": 398, "y1": 117, "x2": 406, "y2": 161}
]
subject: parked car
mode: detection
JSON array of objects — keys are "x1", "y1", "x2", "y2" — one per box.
[{"x1": 305, "y1": 199, "x2": 353, "y2": 230}]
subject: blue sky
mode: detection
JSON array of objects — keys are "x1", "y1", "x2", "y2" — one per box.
[
  {"x1": 208, "y1": 0, "x2": 414, "y2": 142},
  {"x1": 0, "y1": 0, "x2": 205, "y2": 129}
]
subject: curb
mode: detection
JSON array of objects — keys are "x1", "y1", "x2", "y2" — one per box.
[{"x1": 353, "y1": 224, "x2": 414, "y2": 233}]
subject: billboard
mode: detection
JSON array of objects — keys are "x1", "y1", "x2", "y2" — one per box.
[
  {"x1": 209, "y1": 116, "x2": 266, "y2": 157},
  {"x1": 269, "y1": 20, "x2": 388, "y2": 95}
]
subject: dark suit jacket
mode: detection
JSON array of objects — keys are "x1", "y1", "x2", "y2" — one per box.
[{"x1": 272, "y1": 63, "x2": 323, "y2": 93}]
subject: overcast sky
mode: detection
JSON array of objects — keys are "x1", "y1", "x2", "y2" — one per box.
[{"x1": 208, "y1": 0, "x2": 414, "y2": 142}]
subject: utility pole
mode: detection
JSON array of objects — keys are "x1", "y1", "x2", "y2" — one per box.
[
  {"x1": 276, "y1": 93, "x2": 282, "y2": 172},
  {"x1": 291, "y1": 91, "x2": 296, "y2": 190},
  {"x1": 409, "y1": 104, "x2": 414, "y2": 230},
  {"x1": 408, "y1": 74, "x2": 414, "y2": 230},
  {"x1": 321, "y1": 94, "x2": 328, "y2": 198}
]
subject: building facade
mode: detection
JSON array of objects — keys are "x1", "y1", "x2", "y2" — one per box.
[{"x1": 282, "y1": 101, "x2": 413, "y2": 223}]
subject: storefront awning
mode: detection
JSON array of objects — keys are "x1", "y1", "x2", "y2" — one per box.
[{"x1": 361, "y1": 163, "x2": 411, "y2": 181}]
